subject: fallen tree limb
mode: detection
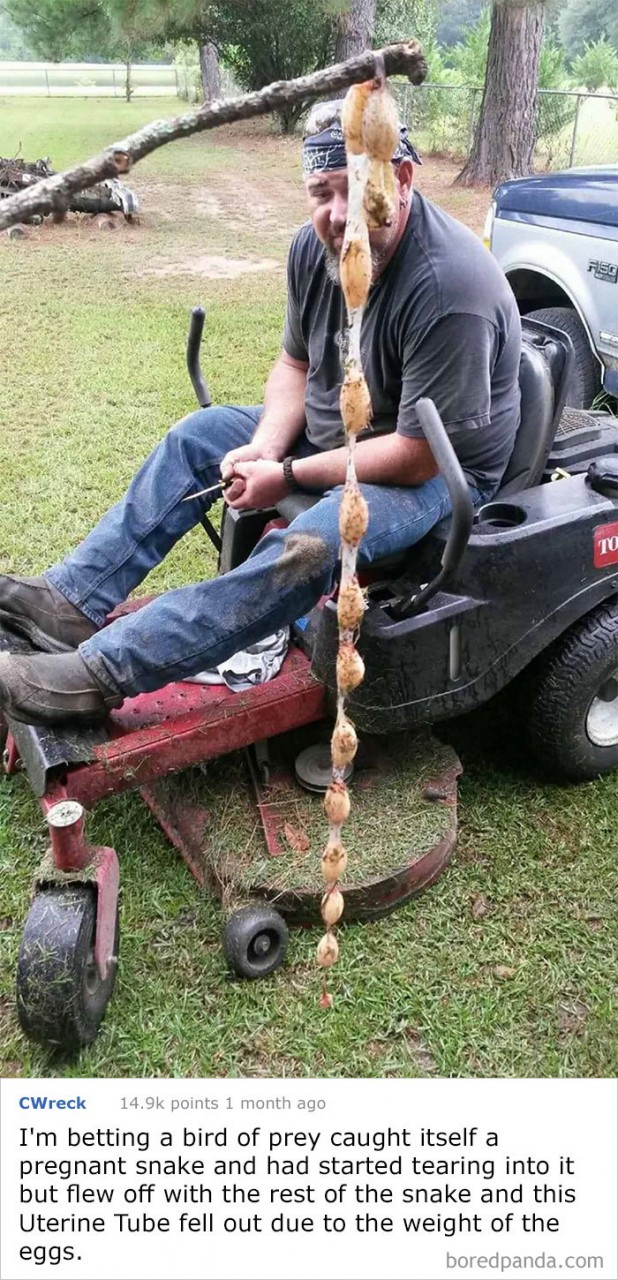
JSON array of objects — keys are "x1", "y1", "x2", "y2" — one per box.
[{"x1": 0, "y1": 40, "x2": 425, "y2": 232}]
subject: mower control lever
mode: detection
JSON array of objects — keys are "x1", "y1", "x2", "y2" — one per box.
[
  {"x1": 395, "y1": 397, "x2": 474, "y2": 618},
  {"x1": 187, "y1": 306, "x2": 212, "y2": 408},
  {"x1": 186, "y1": 306, "x2": 221, "y2": 555}
]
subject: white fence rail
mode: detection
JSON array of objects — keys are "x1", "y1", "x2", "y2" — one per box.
[{"x1": 0, "y1": 61, "x2": 177, "y2": 96}]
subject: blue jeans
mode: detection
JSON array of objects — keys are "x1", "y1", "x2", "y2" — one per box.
[{"x1": 46, "y1": 405, "x2": 488, "y2": 697}]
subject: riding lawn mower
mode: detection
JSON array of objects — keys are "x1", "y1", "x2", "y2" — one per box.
[{"x1": 2, "y1": 307, "x2": 618, "y2": 1051}]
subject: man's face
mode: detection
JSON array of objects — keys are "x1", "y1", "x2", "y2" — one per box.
[{"x1": 305, "y1": 161, "x2": 412, "y2": 283}]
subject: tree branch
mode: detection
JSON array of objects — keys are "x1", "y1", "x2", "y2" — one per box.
[{"x1": 0, "y1": 40, "x2": 426, "y2": 231}]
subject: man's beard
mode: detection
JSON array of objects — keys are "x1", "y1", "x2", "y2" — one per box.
[
  {"x1": 323, "y1": 245, "x2": 341, "y2": 284},
  {"x1": 323, "y1": 241, "x2": 389, "y2": 286}
]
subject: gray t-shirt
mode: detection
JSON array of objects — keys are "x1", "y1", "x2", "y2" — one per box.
[{"x1": 283, "y1": 190, "x2": 522, "y2": 493}]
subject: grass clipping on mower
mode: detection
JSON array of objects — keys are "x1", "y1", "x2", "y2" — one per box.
[{"x1": 317, "y1": 76, "x2": 400, "y2": 1006}]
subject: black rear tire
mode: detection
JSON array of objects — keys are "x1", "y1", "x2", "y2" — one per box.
[
  {"x1": 526, "y1": 306, "x2": 601, "y2": 409},
  {"x1": 16, "y1": 886, "x2": 119, "y2": 1050},
  {"x1": 522, "y1": 602, "x2": 618, "y2": 781}
]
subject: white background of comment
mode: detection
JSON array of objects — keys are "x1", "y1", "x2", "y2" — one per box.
[{"x1": 1, "y1": 1078, "x2": 616, "y2": 1280}]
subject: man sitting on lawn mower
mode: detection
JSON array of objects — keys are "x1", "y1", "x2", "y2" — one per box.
[{"x1": 0, "y1": 103, "x2": 522, "y2": 727}]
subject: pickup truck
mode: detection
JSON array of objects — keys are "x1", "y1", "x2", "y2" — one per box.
[{"x1": 483, "y1": 166, "x2": 618, "y2": 408}]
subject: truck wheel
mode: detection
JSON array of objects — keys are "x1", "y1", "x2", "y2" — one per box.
[
  {"x1": 524, "y1": 602, "x2": 618, "y2": 781},
  {"x1": 16, "y1": 887, "x2": 119, "y2": 1050},
  {"x1": 526, "y1": 306, "x2": 601, "y2": 409}
]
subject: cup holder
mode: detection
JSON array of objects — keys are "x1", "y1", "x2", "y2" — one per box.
[{"x1": 474, "y1": 502, "x2": 527, "y2": 531}]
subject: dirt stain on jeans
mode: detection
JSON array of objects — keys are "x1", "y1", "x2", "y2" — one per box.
[{"x1": 273, "y1": 533, "x2": 332, "y2": 586}]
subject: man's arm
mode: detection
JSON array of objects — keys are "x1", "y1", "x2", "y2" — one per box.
[
  {"x1": 224, "y1": 431, "x2": 437, "y2": 511},
  {"x1": 290, "y1": 431, "x2": 437, "y2": 489},
  {"x1": 221, "y1": 350, "x2": 309, "y2": 501},
  {"x1": 249, "y1": 351, "x2": 309, "y2": 459}
]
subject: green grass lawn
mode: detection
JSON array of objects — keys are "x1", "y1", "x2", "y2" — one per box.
[{"x1": 0, "y1": 98, "x2": 617, "y2": 1080}]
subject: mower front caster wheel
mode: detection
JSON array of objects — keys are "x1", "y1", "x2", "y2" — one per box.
[
  {"x1": 16, "y1": 887, "x2": 119, "y2": 1050},
  {"x1": 224, "y1": 905, "x2": 289, "y2": 979}
]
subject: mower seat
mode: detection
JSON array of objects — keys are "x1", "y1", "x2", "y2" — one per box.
[
  {"x1": 497, "y1": 317, "x2": 573, "y2": 495},
  {"x1": 276, "y1": 493, "x2": 319, "y2": 522}
]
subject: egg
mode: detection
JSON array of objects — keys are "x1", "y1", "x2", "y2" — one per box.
[
  {"x1": 331, "y1": 712, "x2": 359, "y2": 766},
  {"x1": 364, "y1": 157, "x2": 397, "y2": 229},
  {"x1": 317, "y1": 931, "x2": 340, "y2": 967},
  {"x1": 321, "y1": 889, "x2": 345, "y2": 926},
  {"x1": 361, "y1": 87, "x2": 400, "y2": 162},
  {"x1": 321, "y1": 839, "x2": 349, "y2": 883},
  {"x1": 324, "y1": 782, "x2": 351, "y2": 825},
  {"x1": 339, "y1": 485, "x2": 369, "y2": 547},
  {"x1": 341, "y1": 81, "x2": 373, "y2": 154},
  {"x1": 337, "y1": 580, "x2": 366, "y2": 632},
  {"x1": 340, "y1": 370, "x2": 372, "y2": 435},
  {"x1": 340, "y1": 233, "x2": 372, "y2": 311}
]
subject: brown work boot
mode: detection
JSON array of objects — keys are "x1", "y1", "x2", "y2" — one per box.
[
  {"x1": 0, "y1": 651, "x2": 123, "y2": 727},
  {"x1": 0, "y1": 575, "x2": 98, "y2": 654}
]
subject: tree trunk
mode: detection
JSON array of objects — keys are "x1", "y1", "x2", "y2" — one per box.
[
  {"x1": 199, "y1": 40, "x2": 221, "y2": 101},
  {"x1": 456, "y1": 1, "x2": 545, "y2": 187},
  {"x1": 276, "y1": 102, "x2": 306, "y2": 132},
  {"x1": 334, "y1": 0, "x2": 377, "y2": 62},
  {"x1": 124, "y1": 57, "x2": 132, "y2": 103}
]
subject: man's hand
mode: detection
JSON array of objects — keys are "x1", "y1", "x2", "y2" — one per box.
[
  {"x1": 224, "y1": 460, "x2": 288, "y2": 511},
  {"x1": 220, "y1": 440, "x2": 280, "y2": 481}
]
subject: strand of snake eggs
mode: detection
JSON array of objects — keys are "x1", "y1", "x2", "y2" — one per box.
[{"x1": 317, "y1": 78, "x2": 401, "y2": 1004}]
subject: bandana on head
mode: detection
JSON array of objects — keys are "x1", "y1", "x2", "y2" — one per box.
[{"x1": 302, "y1": 98, "x2": 421, "y2": 175}]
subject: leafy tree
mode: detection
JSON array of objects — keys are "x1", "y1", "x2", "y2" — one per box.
[
  {"x1": 0, "y1": 8, "x2": 33, "y2": 56},
  {"x1": 571, "y1": 37, "x2": 618, "y2": 91},
  {"x1": 5, "y1": 0, "x2": 166, "y2": 95},
  {"x1": 375, "y1": 0, "x2": 437, "y2": 49},
  {"x1": 436, "y1": 0, "x2": 484, "y2": 46},
  {"x1": 158, "y1": 0, "x2": 340, "y2": 123},
  {"x1": 559, "y1": 0, "x2": 618, "y2": 62},
  {"x1": 448, "y1": 5, "x2": 490, "y2": 83},
  {"x1": 153, "y1": 1, "x2": 222, "y2": 99},
  {"x1": 535, "y1": 34, "x2": 575, "y2": 161},
  {"x1": 444, "y1": 5, "x2": 566, "y2": 89},
  {"x1": 4, "y1": 0, "x2": 112, "y2": 62},
  {"x1": 538, "y1": 30, "x2": 568, "y2": 87},
  {"x1": 421, "y1": 36, "x2": 455, "y2": 81},
  {"x1": 106, "y1": 0, "x2": 164, "y2": 98},
  {"x1": 193, "y1": 0, "x2": 340, "y2": 131}
]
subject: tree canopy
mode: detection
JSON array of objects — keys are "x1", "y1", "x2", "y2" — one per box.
[
  {"x1": 3, "y1": 0, "x2": 112, "y2": 61},
  {"x1": 571, "y1": 37, "x2": 618, "y2": 91},
  {"x1": 0, "y1": 8, "x2": 32, "y2": 56},
  {"x1": 559, "y1": 0, "x2": 618, "y2": 61},
  {"x1": 435, "y1": 0, "x2": 484, "y2": 46},
  {"x1": 160, "y1": 0, "x2": 340, "y2": 128}
]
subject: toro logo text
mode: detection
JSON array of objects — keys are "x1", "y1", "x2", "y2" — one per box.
[{"x1": 594, "y1": 521, "x2": 618, "y2": 568}]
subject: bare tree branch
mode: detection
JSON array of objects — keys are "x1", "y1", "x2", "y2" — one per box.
[{"x1": 0, "y1": 40, "x2": 426, "y2": 231}]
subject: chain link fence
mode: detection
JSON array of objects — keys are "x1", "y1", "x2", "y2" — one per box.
[{"x1": 391, "y1": 81, "x2": 618, "y2": 170}]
